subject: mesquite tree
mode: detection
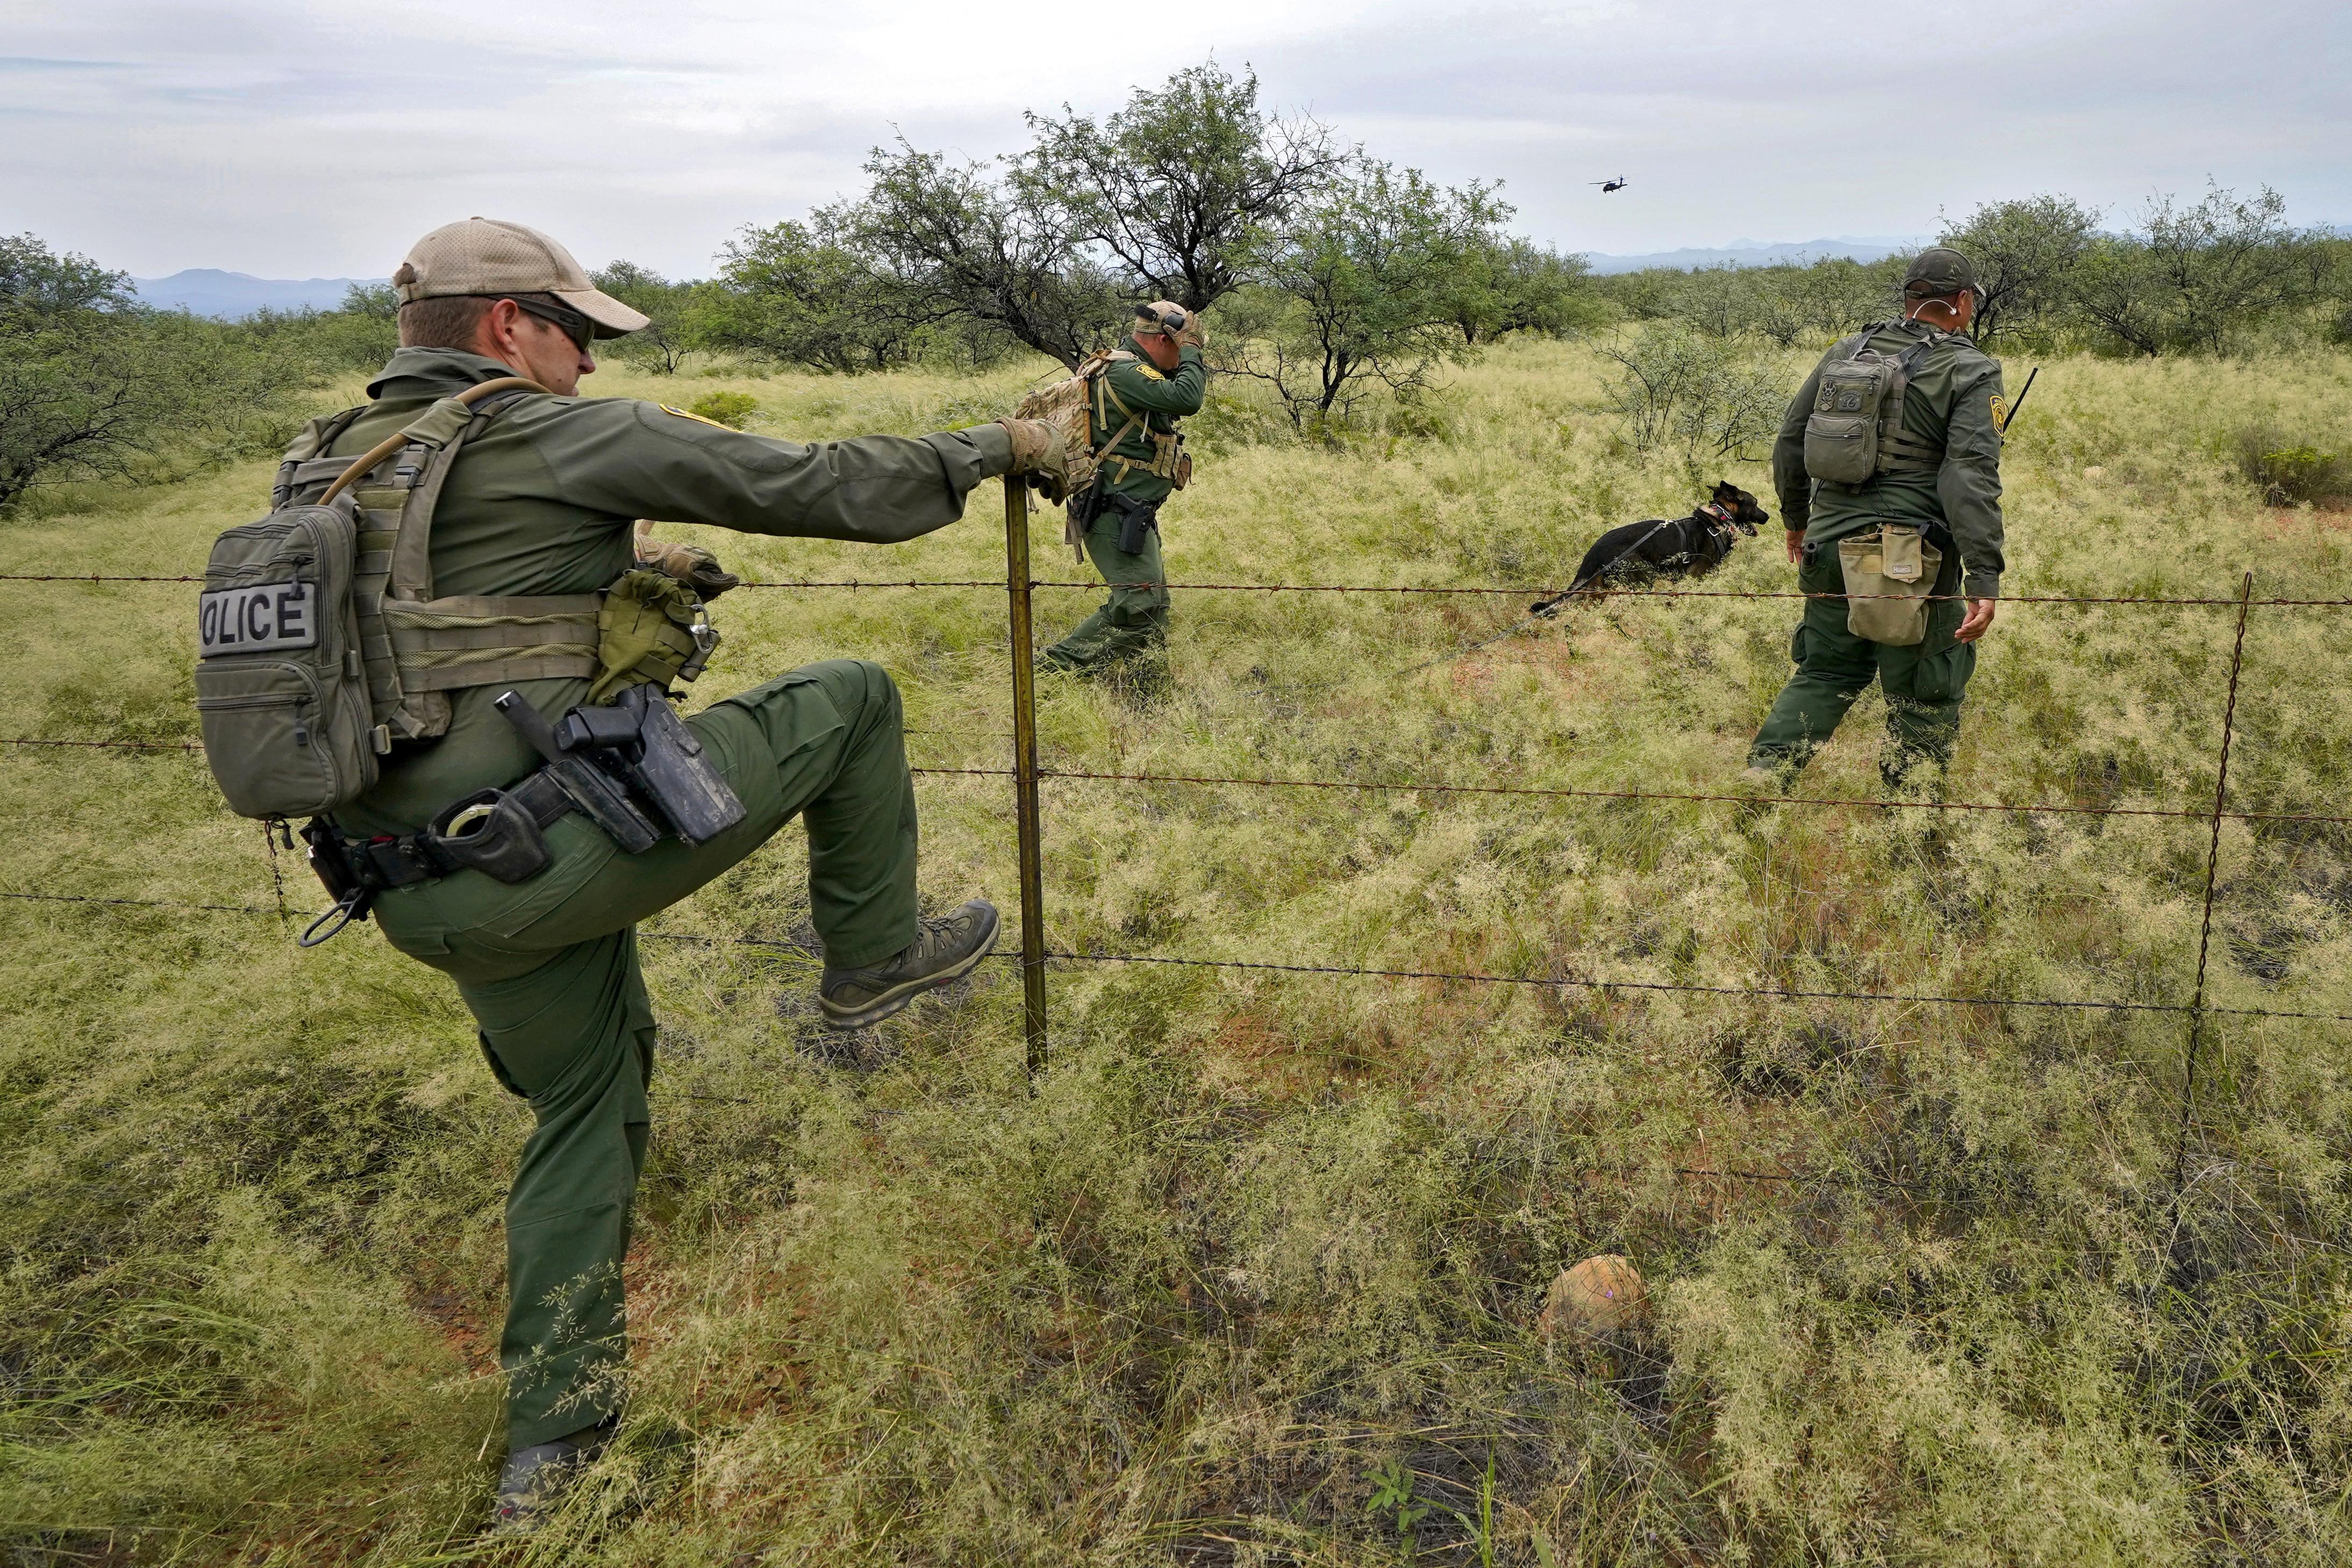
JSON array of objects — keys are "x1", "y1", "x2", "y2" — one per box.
[
  {"x1": 1222, "y1": 163, "x2": 1507, "y2": 433},
  {"x1": 1018, "y1": 62, "x2": 1346, "y2": 313}
]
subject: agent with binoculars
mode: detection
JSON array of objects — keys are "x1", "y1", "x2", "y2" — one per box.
[{"x1": 1039, "y1": 300, "x2": 1207, "y2": 678}]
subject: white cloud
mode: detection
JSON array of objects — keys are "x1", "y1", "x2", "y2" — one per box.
[{"x1": 3, "y1": 0, "x2": 2344, "y2": 278}]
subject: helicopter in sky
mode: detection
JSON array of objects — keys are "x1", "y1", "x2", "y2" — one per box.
[{"x1": 1591, "y1": 176, "x2": 1631, "y2": 194}]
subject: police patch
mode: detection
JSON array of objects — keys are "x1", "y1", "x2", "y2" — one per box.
[
  {"x1": 1991, "y1": 393, "x2": 2012, "y2": 434},
  {"x1": 1134, "y1": 365, "x2": 1165, "y2": 381},
  {"x1": 660, "y1": 404, "x2": 739, "y2": 431}
]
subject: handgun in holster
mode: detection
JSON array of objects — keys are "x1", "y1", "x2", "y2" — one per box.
[
  {"x1": 1104, "y1": 492, "x2": 1161, "y2": 556},
  {"x1": 497, "y1": 682, "x2": 748, "y2": 851}
]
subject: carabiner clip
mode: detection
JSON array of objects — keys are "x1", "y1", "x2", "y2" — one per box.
[{"x1": 678, "y1": 607, "x2": 720, "y2": 684}]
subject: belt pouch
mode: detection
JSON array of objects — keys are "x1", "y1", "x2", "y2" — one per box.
[
  {"x1": 424, "y1": 787, "x2": 552, "y2": 883},
  {"x1": 1837, "y1": 527, "x2": 1942, "y2": 646}
]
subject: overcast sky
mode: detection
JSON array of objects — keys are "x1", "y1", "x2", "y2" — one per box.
[{"x1": 6, "y1": 0, "x2": 2347, "y2": 280}]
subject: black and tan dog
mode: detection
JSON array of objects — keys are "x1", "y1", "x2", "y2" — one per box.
[{"x1": 1536, "y1": 480, "x2": 1770, "y2": 617}]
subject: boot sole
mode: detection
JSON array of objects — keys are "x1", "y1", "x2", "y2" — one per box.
[{"x1": 818, "y1": 906, "x2": 1002, "y2": 1030}]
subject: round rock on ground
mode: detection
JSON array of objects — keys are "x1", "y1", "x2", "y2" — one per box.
[{"x1": 1539, "y1": 1254, "x2": 1648, "y2": 1340}]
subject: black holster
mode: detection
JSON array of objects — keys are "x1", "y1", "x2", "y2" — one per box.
[
  {"x1": 551, "y1": 682, "x2": 747, "y2": 848},
  {"x1": 1110, "y1": 493, "x2": 1161, "y2": 555},
  {"x1": 1074, "y1": 483, "x2": 1160, "y2": 555}
]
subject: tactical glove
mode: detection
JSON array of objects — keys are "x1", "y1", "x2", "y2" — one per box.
[
  {"x1": 995, "y1": 417, "x2": 1070, "y2": 504},
  {"x1": 1172, "y1": 309, "x2": 1205, "y2": 350},
  {"x1": 634, "y1": 538, "x2": 742, "y2": 598}
]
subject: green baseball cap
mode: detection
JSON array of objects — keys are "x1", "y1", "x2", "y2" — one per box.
[{"x1": 1903, "y1": 246, "x2": 1980, "y2": 299}]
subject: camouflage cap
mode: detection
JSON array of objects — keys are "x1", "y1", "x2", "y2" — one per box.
[
  {"x1": 1903, "y1": 246, "x2": 1981, "y2": 299},
  {"x1": 1130, "y1": 300, "x2": 1189, "y2": 338},
  {"x1": 392, "y1": 218, "x2": 650, "y2": 338}
]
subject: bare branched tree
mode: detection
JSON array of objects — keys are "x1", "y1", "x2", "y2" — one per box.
[{"x1": 830, "y1": 141, "x2": 1123, "y2": 370}]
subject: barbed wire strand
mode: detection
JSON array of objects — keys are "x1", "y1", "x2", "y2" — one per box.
[
  {"x1": 23, "y1": 893, "x2": 2340, "y2": 1025},
  {"x1": 13, "y1": 739, "x2": 2341, "y2": 829},
  {"x1": 1033, "y1": 766, "x2": 2351, "y2": 827},
  {"x1": 1038, "y1": 948, "x2": 2352, "y2": 1023},
  {"x1": 8, "y1": 571, "x2": 2351, "y2": 608}
]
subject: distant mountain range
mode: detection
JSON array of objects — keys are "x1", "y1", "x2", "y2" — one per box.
[
  {"x1": 1577, "y1": 237, "x2": 1928, "y2": 274},
  {"x1": 132, "y1": 239, "x2": 1929, "y2": 319},
  {"x1": 132, "y1": 269, "x2": 384, "y2": 318}
]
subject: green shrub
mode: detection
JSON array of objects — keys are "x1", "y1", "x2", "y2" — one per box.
[
  {"x1": 2236, "y1": 425, "x2": 2347, "y2": 504},
  {"x1": 685, "y1": 390, "x2": 759, "y2": 429}
]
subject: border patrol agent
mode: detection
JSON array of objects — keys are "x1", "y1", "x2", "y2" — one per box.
[
  {"x1": 299, "y1": 220, "x2": 1066, "y2": 1531},
  {"x1": 1747, "y1": 247, "x2": 2006, "y2": 789},
  {"x1": 1040, "y1": 302, "x2": 1206, "y2": 674}
]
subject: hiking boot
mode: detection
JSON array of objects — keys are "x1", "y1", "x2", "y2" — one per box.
[
  {"x1": 487, "y1": 1417, "x2": 615, "y2": 1537},
  {"x1": 818, "y1": 900, "x2": 1000, "y2": 1029}
]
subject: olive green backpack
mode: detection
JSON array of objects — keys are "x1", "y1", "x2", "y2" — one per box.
[
  {"x1": 195, "y1": 377, "x2": 602, "y2": 820},
  {"x1": 1802, "y1": 326, "x2": 1951, "y2": 485}
]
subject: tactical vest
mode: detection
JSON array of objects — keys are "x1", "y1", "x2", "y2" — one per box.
[
  {"x1": 1092, "y1": 364, "x2": 1187, "y2": 489},
  {"x1": 197, "y1": 378, "x2": 606, "y2": 820},
  {"x1": 1802, "y1": 323, "x2": 1951, "y2": 487},
  {"x1": 1009, "y1": 349, "x2": 1190, "y2": 498}
]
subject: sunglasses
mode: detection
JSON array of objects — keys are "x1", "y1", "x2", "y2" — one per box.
[{"x1": 502, "y1": 296, "x2": 595, "y2": 351}]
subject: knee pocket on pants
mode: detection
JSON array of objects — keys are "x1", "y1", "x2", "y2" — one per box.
[{"x1": 1894, "y1": 641, "x2": 1976, "y2": 705}]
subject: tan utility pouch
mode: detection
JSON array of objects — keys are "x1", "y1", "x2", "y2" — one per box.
[{"x1": 1837, "y1": 526, "x2": 1941, "y2": 646}]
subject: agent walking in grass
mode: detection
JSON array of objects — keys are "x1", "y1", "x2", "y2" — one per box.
[
  {"x1": 1747, "y1": 247, "x2": 2007, "y2": 790},
  {"x1": 1040, "y1": 302, "x2": 1207, "y2": 678},
  {"x1": 252, "y1": 220, "x2": 1066, "y2": 1533}
]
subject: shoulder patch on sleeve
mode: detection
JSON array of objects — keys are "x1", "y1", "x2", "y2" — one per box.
[
  {"x1": 1133, "y1": 364, "x2": 1165, "y2": 381},
  {"x1": 658, "y1": 404, "x2": 739, "y2": 432},
  {"x1": 1990, "y1": 393, "x2": 2011, "y2": 434}
]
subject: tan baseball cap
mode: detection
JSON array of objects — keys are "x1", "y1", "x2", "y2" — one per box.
[
  {"x1": 1130, "y1": 300, "x2": 1188, "y2": 336},
  {"x1": 391, "y1": 218, "x2": 650, "y2": 338}
]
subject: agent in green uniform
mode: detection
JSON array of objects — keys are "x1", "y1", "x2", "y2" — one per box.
[
  {"x1": 323, "y1": 220, "x2": 1066, "y2": 1531},
  {"x1": 1747, "y1": 247, "x2": 2007, "y2": 789},
  {"x1": 1041, "y1": 301, "x2": 1207, "y2": 674}
]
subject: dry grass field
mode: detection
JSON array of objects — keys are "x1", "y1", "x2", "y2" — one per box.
[{"x1": 4, "y1": 337, "x2": 2351, "y2": 1565}]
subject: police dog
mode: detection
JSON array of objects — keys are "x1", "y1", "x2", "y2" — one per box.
[
  {"x1": 1571, "y1": 481, "x2": 1768, "y2": 594},
  {"x1": 1402, "y1": 481, "x2": 1773, "y2": 675}
]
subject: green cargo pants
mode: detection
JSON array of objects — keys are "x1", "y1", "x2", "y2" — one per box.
[
  {"x1": 370, "y1": 660, "x2": 919, "y2": 1448},
  {"x1": 1748, "y1": 540, "x2": 1978, "y2": 787},
  {"x1": 1042, "y1": 507, "x2": 1170, "y2": 671}
]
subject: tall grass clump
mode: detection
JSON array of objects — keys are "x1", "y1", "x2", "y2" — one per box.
[{"x1": 4, "y1": 339, "x2": 2350, "y2": 1565}]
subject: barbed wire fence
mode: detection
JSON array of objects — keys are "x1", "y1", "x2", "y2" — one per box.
[{"x1": 2, "y1": 483, "x2": 2342, "y2": 1184}]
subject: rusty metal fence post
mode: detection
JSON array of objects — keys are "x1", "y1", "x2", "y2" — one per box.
[
  {"x1": 2174, "y1": 572, "x2": 2255, "y2": 1186},
  {"x1": 1003, "y1": 477, "x2": 1049, "y2": 1073}
]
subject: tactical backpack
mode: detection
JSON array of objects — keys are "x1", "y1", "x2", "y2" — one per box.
[
  {"x1": 195, "y1": 377, "x2": 603, "y2": 820},
  {"x1": 1013, "y1": 350, "x2": 1192, "y2": 492},
  {"x1": 1802, "y1": 325, "x2": 1951, "y2": 486},
  {"x1": 1013, "y1": 350, "x2": 1118, "y2": 497}
]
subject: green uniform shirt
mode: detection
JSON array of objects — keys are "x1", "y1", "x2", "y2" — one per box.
[
  {"x1": 1771, "y1": 320, "x2": 2007, "y2": 599},
  {"x1": 327, "y1": 348, "x2": 1012, "y2": 836},
  {"x1": 1090, "y1": 337, "x2": 1206, "y2": 504}
]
